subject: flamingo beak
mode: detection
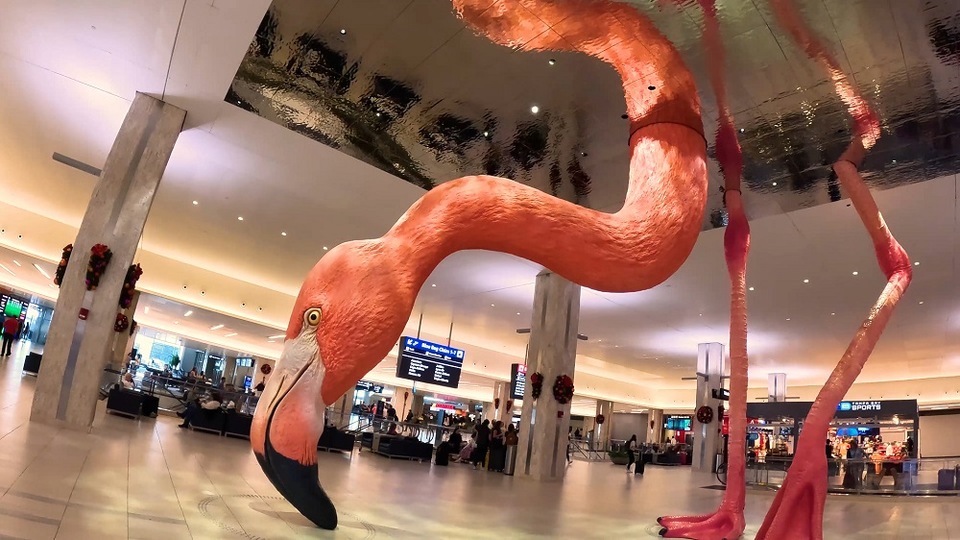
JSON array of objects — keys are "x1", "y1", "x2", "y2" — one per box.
[{"x1": 250, "y1": 332, "x2": 337, "y2": 529}]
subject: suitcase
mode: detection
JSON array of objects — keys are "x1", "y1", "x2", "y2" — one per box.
[
  {"x1": 634, "y1": 459, "x2": 645, "y2": 475},
  {"x1": 435, "y1": 442, "x2": 450, "y2": 466},
  {"x1": 937, "y1": 468, "x2": 955, "y2": 490}
]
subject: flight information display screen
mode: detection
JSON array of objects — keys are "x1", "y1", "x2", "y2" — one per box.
[
  {"x1": 510, "y1": 363, "x2": 526, "y2": 400},
  {"x1": 395, "y1": 336, "x2": 464, "y2": 388}
]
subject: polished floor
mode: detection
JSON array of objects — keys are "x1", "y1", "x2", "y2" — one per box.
[{"x1": 0, "y1": 342, "x2": 957, "y2": 539}]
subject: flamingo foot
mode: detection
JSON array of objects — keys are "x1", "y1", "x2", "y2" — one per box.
[{"x1": 657, "y1": 508, "x2": 745, "y2": 540}]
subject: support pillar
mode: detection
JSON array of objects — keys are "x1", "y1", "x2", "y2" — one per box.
[
  {"x1": 492, "y1": 381, "x2": 510, "y2": 422},
  {"x1": 32, "y1": 93, "x2": 185, "y2": 429},
  {"x1": 517, "y1": 270, "x2": 581, "y2": 481},
  {"x1": 692, "y1": 342, "x2": 725, "y2": 472},
  {"x1": 768, "y1": 373, "x2": 787, "y2": 402},
  {"x1": 595, "y1": 400, "x2": 614, "y2": 451},
  {"x1": 648, "y1": 409, "x2": 664, "y2": 444}
]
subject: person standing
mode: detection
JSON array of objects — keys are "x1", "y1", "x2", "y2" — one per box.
[
  {"x1": 625, "y1": 434, "x2": 638, "y2": 472},
  {"x1": 471, "y1": 420, "x2": 491, "y2": 470},
  {"x1": 1, "y1": 316, "x2": 20, "y2": 357}
]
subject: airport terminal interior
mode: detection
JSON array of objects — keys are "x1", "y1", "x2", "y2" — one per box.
[{"x1": 1, "y1": 0, "x2": 959, "y2": 538}]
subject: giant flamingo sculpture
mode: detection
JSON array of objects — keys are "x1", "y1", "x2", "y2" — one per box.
[{"x1": 250, "y1": 0, "x2": 911, "y2": 535}]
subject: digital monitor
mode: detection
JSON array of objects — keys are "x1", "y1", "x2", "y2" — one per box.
[
  {"x1": 3, "y1": 300, "x2": 21, "y2": 318},
  {"x1": 395, "y1": 336, "x2": 464, "y2": 388},
  {"x1": 510, "y1": 363, "x2": 526, "y2": 400},
  {"x1": 356, "y1": 380, "x2": 384, "y2": 393},
  {"x1": 664, "y1": 416, "x2": 692, "y2": 430},
  {"x1": 243, "y1": 375, "x2": 253, "y2": 389}
]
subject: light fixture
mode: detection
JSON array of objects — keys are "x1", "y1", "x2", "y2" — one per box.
[
  {"x1": 49, "y1": 284, "x2": 56, "y2": 288},
  {"x1": 12, "y1": 260, "x2": 21, "y2": 267},
  {"x1": 144, "y1": 307, "x2": 150, "y2": 314},
  {"x1": 748, "y1": 286, "x2": 755, "y2": 291},
  {"x1": 739, "y1": 128, "x2": 745, "y2": 133},
  {"x1": 483, "y1": 131, "x2": 489, "y2": 137},
  {"x1": 323, "y1": 246, "x2": 328, "y2": 251},
  {"x1": 516, "y1": 312, "x2": 521, "y2": 316},
  {"x1": 237, "y1": 216, "x2": 244, "y2": 221},
  {"x1": 339, "y1": 28, "x2": 346, "y2": 35},
  {"x1": 530, "y1": 105, "x2": 540, "y2": 114},
  {"x1": 0, "y1": 263, "x2": 14, "y2": 276},
  {"x1": 831, "y1": 312, "x2": 836, "y2": 316},
  {"x1": 224, "y1": 332, "x2": 238, "y2": 338},
  {"x1": 490, "y1": 303, "x2": 495, "y2": 307},
  {"x1": 192, "y1": 200, "x2": 198, "y2": 206},
  {"x1": 210, "y1": 324, "x2": 225, "y2": 331},
  {"x1": 268, "y1": 334, "x2": 285, "y2": 340},
  {"x1": 548, "y1": 59, "x2": 556, "y2": 65},
  {"x1": 913, "y1": 261, "x2": 919, "y2": 266},
  {"x1": 772, "y1": 182, "x2": 778, "y2": 186},
  {"x1": 184, "y1": 310, "x2": 193, "y2": 317},
  {"x1": 786, "y1": 318, "x2": 791, "y2": 321},
  {"x1": 281, "y1": 232, "x2": 287, "y2": 237},
  {"x1": 803, "y1": 279, "x2": 809, "y2": 283},
  {"x1": 919, "y1": 301, "x2": 924, "y2": 305},
  {"x1": 852, "y1": 271, "x2": 859, "y2": 276},
  {"x1": 431, "y1": 283, "x2": 436, "y2": 287},
  {"x1": 33, "y1": 263, "x2": 50, "y2": 279}
]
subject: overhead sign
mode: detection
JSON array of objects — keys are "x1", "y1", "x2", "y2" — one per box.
[
  {"x1": 838, "y1": 401, "x2": 882, "y2": 412},
  {"x1": 510, "y1": 363, "x2": 526, "y2": 400},
  {"x1": 355, "y1": 380, "x2": 384, "y2": 393},
  {"x1": 395, "y1": 336, "x2": 464, "y2": 388}
]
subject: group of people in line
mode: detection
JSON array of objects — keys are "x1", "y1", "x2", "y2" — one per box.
[{"x1": 446, "y1": 419, "x2": 519, "y2": 472}]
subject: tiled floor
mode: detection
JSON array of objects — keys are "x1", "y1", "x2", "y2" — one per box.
[{"x1": 0, "y1": 342, "x2": 957, "y2": 539}]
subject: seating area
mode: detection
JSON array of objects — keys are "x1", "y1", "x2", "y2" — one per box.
[
  {"x1": 318, "y1": 427, "x2": 356, "y2": 454},
  {"x1": 104, "y1": 387, "x2": 160, "y2": 420}
]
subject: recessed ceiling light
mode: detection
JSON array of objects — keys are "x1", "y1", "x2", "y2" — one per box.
[
  {"x1": 267, "y1": 339, "x2": 277, "y2": 343},
  {"x1": 144, "y1": 307, "x2": 150, "y2": 314},
  {"x1": 490, "y1": 303, "x2": 495, "y2": 307},
  {"x1": 281, "y1": 232, "x2": 287, "y2": 237},
  {"x1": 516, "y1": 312, "x2": 520, "y2": 315},
  {"x1": 339, "y1": 28, "x2": 346, "y2": 35},
  {"x1": 210, "y1": 324, "x2": 224, "y2": 331},
  {"x1": 431, "y1": 284, "x2": 436, "y2": 287},
  {"x1": 0, "y1": 263, "x2": 14, "y2": 276},
  {"x1": 548, "y1": 59, "x2": 556, "y2": 66},
  {"x1": 748, "y1": 286, "x2": 755, "y2": 291},
  {"x1": 786, "y1": 318, "x2": 791, "y2": 321},
  {"x1": 803, "y1": 279, "x2": 809, "y2": 283},
  {"x1": 237, "y1": 216, "x2": 244, "y2": 221},
  {"x1": 33, "y1": 263, "x2": 50, "y2": 279},
  {"x1": 268, "y1": 334, "x2": 285, "y2": 340},
  {"x1": 831, "y1": 312, "x2": 836, "y2": 315},
  {"x1": 852, "y1": 271, "x2": 859, "y2": 276},
  {"x1": 919, "y1": 301, "x2": 924, "y2": 305},
  {"x1": 699, "y1": 313, "x2": 703, "y2": 317},
  {"x1": 530, "y1": 105, "x2": 540, "y2": 114},
  {"x1": 483, "y1": 131, "x2": 489, "y2": 137},
  {"x1": 739, "y1": 128, "x2": 745, "y2": 133},
  {"x1": 322, "y1": 246, "x2": 328, "y2": 251},
  {"x1": 224, "y1": 332, "x2": 238, "y2": 338},
  {"x1": 184, "y1": 310, "x2": 193, "y2": 317},
  {"x1": 12, "y1": 260, "x2": 21, "y2": 267},
  {"x1": 772, "y1": 182, "x2": 778, "y2": 186},
  {"x1": 192, "y1": 200, "x2": 198, "y2": 206},
  {"x1": 913, "y1": 261, "x2": 919, "y2": 266}
]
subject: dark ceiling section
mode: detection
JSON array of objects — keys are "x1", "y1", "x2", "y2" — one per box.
[{"x1": 228, "y1": 0, "x2": 960, "y2": 228}]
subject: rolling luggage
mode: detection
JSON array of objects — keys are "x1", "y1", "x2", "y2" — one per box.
[
  {"x1": 435, "y1": 442, "x2": 450, "y2": 466},
  {"x1": 937, "y1": 468, "x2": 955, "y2": 490}
]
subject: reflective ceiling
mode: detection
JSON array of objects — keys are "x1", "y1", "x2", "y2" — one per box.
[{"x1": 228, "y1": 0, "x2": 960, "y2": 228}]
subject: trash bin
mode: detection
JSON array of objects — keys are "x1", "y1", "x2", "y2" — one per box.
[{"x1": 504, "y1": 446, "x2": 518, "y2": 475}]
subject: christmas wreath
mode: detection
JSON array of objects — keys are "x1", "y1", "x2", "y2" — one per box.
[
  {"x1": 54, "y1": 244, "x2": 73, "y2": 286},
  {"x1": 114, "y1": 313, "x2": 130, "y2": 333},
  {"x1": 529, "y1": 372, "x2": 544, "y2": 400},
  {"x1": 260, "y1": 363, "x2": 273, "y2": 375},
  {"x1": 595, "y1": 414, "x2": 605, "y2": 425},
  {"x1": 86, "y1": 243, "x2": 113, "y2": 291},
  {"x1": 696, "y1": 405, "x2": 714, "y2": 424},
  {"x1": 505, "y1": 400, "x2": 513, "y2": 411},
  {"x1": 553, "y1": 374, "x2": 575, "y2": 404},
  {"x1": 494, "y1": 398, "x2": 501, "y2": 409},
  {"x1": 118, "y1": 264, "x2": 143, "y2": 309}
]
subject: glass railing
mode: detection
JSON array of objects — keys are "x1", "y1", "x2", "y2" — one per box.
[
  {"x1": 329, "y1": 411, "x2": 462, "y2": 446},
  {"x1": 745, "y1": 456, "x2": 960, "y2": 495}
]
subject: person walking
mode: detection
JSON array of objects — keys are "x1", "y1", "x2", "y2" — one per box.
[
  {"x1": 1, "y1": 316, "x2": 20, "y2": 357},
  {"x1": 625, "y1": 434, "x2": 638, "y2": 472}
]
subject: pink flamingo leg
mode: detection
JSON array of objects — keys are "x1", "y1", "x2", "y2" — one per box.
[
  {"x1": 756, "y1": 2, "x2": 912, "y2": 538},
  {"x1": 658, "y1": 2, "x2": 749, "y2": 538}
]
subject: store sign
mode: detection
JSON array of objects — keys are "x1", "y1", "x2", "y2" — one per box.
[
  {"x1": 430, "y1": 403, "x2": 456, "y2": 411},
  {"x1": 838, "y1": 401, "x2": 881, "y2": 412},
  {"x1": 510, "y1": 363, "x2": 526, "y2": 399},
  {"x1": 355, "y1": 380, "x2": 384, "y2": 393}
]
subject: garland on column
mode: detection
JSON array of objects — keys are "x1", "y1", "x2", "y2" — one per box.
[
  {"x1": 53, "y1": 244, "x2": 73, "y2": 286},
  {"x1": 119, "y1": 263, "x2": 143, "y2": 308},
  {"x1": 86, "y1": 244, "x2": 113, "y2": 291},
  {"x1": 553, "y1": 374, "x2": 575, "y2": 404},
  {"x1": 595, "y1": 414, "x2": 605, "y2": 425},
  {"x1": 529, "y1": 372, "x2": 544, "y2": 400},
  {"x1": 114, "y1": 313, "x2": 130, "y2": 333}
]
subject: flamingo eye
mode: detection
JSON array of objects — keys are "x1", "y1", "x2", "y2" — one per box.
[{"x1": 305, "y1": 308, "x2": 322, "y2": 326}]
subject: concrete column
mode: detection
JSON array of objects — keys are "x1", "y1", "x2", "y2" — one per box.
[
  {"x1": 517, "y1": 270, "x2": 581, "y2": 481},
  {"x1": 31, "y1": 93, "x2": 185, "y2": 429},
  {"x1": 108, "y1": 291, "x2": 140, "y2": 371},
  {"x1": 595, "y1": 400, "x2": 614, "y2": 451},
  {"x1": 648, "y1": 409, "x2": 664, "y2": 444},
  {"x1": 492, "y1": 381, "x2": 510, "y2": 421},
  {"x1": 768, "y1": 373, "x2": 787, "y2": 402},
  {"x1": 692, "y1": 342, "x2": 725, "y2": 472}
]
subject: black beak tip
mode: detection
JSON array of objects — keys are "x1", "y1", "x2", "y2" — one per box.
[{"x1": 256, "y1": 445, "x2": 338, "y2": 530}]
